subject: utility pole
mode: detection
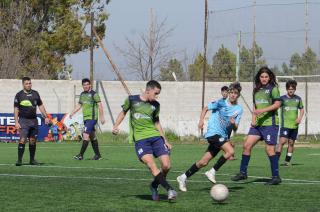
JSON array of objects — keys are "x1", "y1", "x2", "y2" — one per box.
[
  {"x1": 252, "y1": 0, "x2": 256, "y2": 85},
  {"x1": 305, "y1": 0, "x2": 309, "y2": 51},
  {"x1": 236, "y1": 31, "x2": 241, "y2": 82},
  {"x1": 202, "y1": 0, "x2": 208, "y2": 111},
  {"x1": 90, "y1": 12, "x2": 94, "y2": 82},
  {"x1": 149, "y1": 8, "x2": 155, "y2": 80}
]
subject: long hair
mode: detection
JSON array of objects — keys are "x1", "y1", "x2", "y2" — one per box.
[{"x1": 253, "y1": 66, "x2": 278, "y2": 93}]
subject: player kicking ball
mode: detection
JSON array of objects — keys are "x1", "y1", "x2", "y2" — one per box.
[
  {"x1": 112, "y1": 80, "x2": 177, "y2": 201},
  {"x1": 177, "y1": 82, "x2": 243, "y2": 192},
  {"x1": 276, "y1": 79, "x2": 304, "y2": 166}
]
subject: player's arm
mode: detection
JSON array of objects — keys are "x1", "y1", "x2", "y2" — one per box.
[
  {"x1": 254, "y1": 100, "x2": 281, "y2": 116},
  {"x1": 112, "y1": 111, "x2": 126, "y2": 135},
  {"x1": 70, "y1": 103, "x2": 82, "y2": 118},
  {"x1": 296, "y1": 108, "x2": 305, "y2": 124},
  {"x1": 38, "y1": 104, "x2": 50, "y2": 124},
  {"x1": 14, "y1": 107, "x2": 21, "y2": 130},
  {"x1": 251, "y1": 105, "x2": 257, "y2": 126},
  {"x1": 198, "y1": 106, "x2": 208, "y2": 130},
  {"x1": 113, "y1": 97, "x2": 130, "y2": 135},
  {"x1": 155, "y1": 121, "x2": 172, "y2": 150},
  {"x1": 97, "y1": 102, "x2": 105, "y2": 125}
]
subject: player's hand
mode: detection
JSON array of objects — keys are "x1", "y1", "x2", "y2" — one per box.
[
  {"x1": 45, "y1": 117, "x2": 50, "y2": 125},
  {"x1": 198, "y1": 120, "x2": 204, "y2": 130},
  {"x1": 100, "y1": 117, "x2": 106, "y2": 125},
  {"x1": 165, "y1": 141, "x2": 172, "y2": 150},
  {"x1": 15, "y1": 123, "x2": 21, "y2": 130},
  {"x1": 112, "y1": 127, "x2": 119, "y2": 135},
  {"x1": 253, "y1": 108, "x2": 264, "y2": 116}
]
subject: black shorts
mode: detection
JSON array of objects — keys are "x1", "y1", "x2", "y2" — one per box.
[
  {"x1": 19, "y1": 118, "x2": 38, "y2": 139},
  {"x1": 206, "y1": 135, "x2": 228, "y2": 156}
]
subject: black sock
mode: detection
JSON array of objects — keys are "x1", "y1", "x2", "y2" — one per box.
[
  {"x1": 213, "y1": 156, "x2": 227, "y2": 171},
  {"x1": 275, "y1": 151, "x2": 281, "y2": 160},
  {"x1": 154, "y1": 172, "x2": 173, "y2": 191},
  {"x1": 79, "y1": 140, "x2": 89, "y2": 156},
  {"x1": 29, "y1": 143, "x2": 36, "y2": 161},
  {"x1": 185, "y1": 163, "x2": 199, "y2": 178},
  {"x1": 285, "y1": 154, "x2": 292, "y2": 162},
  {"x1": 18, "y1": 143, "x2": 25, "y2": 161},
  {"x1": 91, "y1": 139, "x2": 101, "y2": 156}
]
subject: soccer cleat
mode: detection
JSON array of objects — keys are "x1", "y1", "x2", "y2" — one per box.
[
  {"x1": 29, "y1": 160, "x2": 39, "y2": 165},
  {"x1": 205, "y1": 171, "x2": 216, "y2": 184},
  {"x1": 231, "y1": 172, "x2": 248, "y2": 181},
  {"x1": 167, "y1": 189, "x2": 177, "y2": 200},
  {"x1": 176, "y1": 175, "x2": 187, "y2": 192},
  {"x1": 265, "y1": 176, "x2": 282, "y2": 185},
  {"x1": 73, "y1": 154, "x2": 83, "y2": 160},
  {"x1": 90, "y1": 155, "x2": 102, "y2": 160},
  {"x1": 15, "y1": 160, "x2": 22, "y2": 166},
  {"x1": 149, "y1": 184, "x2": 159, "y2": 201}
]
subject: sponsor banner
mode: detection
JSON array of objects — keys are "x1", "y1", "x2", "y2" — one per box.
[{"x1": 0, "y1": 113, "x2": 83, "y2": 142}]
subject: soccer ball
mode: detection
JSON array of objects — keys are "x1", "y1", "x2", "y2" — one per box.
[{"x1": 210, "y1": 184, "x2": 229, "y2": 202}]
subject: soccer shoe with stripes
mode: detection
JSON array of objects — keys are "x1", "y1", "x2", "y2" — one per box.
[
  {"x1": 205, "y1": 171, "x2": 216, "y2": 184},
  {"x1": 167, "y1": 189, "x2": 177, "y2": 200},
  {"x1": 176, "y1": 175, "x2": 187, "y2": 192},
  {"x1": 149, "y1": 184, "x2": 159, "y2": 201},
  {"x1": 15, "y1": 160, "x2": 22, "y2": 166},
  {"x1": 90, "y1": 155, "x2": 102, "y2": 160},
  {"x1": 231, "y1": 172, "x2": 248, "y2": 181},
  {"x1": 73, "y1": 154, "x2": 83, "y2": 160}
]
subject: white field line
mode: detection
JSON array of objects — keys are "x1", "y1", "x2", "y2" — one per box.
[{"x1": 0, "y1": 163, "x2": 319, "y2": 184}]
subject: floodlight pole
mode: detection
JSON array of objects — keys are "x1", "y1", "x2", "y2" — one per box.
[
  {"x1": 90, "y1": 12, "x2": 94, "y2": 83},
  {"x1": 202, "y1": 0, "x2": 208, "y2": 110}
]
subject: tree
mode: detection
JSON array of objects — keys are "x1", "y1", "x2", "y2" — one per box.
[
  {"x1": 210, "y1": 45, "x2": 236, "y2": 81},
  {"x1": 289, "y1": 48, "x2": 318, "y2": 75},
  {"x1": 160, "y1": 58, "x2": 185, "y2": 81},
  {"x1": 117, "y1": 13, "x2": 174, "y2": 80},
  {"x1": 0, "y1": 0, "x2": 109, "y2": 79},
  {"x1": 239, "y1": 43, "x2": 266, "y2": 81},
  {"x1": 188, "y1": 54, "x2": 212, "y2": 81}
]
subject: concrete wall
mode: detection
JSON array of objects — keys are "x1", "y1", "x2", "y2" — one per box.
[{"x1": 1, "y1": 79, "x2": 319, "y2": 135}]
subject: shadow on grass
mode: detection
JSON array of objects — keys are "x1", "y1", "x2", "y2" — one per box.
[{"x1": 133, "y1": 194, "x2": 177, "y2": 203}]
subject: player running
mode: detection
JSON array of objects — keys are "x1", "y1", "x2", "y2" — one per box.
[
  {"x1": 276, "y1": 79, "x2": 304, "y2": 166},
  {"x1": 71, "y1": 78, "x2": 105, "y2": 160},
  {"x1": 232, "y1": 66, "x2": 282, "y2": 185},
  {"x1": 177, "y1": 82, "x2": 243, "y2": 192}
]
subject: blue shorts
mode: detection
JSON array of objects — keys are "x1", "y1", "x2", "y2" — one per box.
[
  {"x1": 84, "y1": 120, "x2": 97, "y2": 134},
  {"x1": 280, "y1": 127, "x2": 298, "y2": 141},
  {"x1": 248, "y1": 125, "x2": 279, "y2": 145},
  {"x1": 135, "y1": 136, "x2": 169, "y2": 160}
]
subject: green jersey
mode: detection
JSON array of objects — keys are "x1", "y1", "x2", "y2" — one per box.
[
  {"x1": 254, "y1": 84, "x2": 280, "y2": 126},
  {"x1": 122, "y1": 95, "x2": 161, "y2": 142},
  {"x1": 79, "y1": 90, "x2": 101, "y2": 121},
  {"x1": 280, "y1": 95, "x2": 303, "y2": 129}
]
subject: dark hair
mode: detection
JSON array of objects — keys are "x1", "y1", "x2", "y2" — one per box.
[
  {"x1": 146, "y1": 80, "x2": 161, "y2": 90},
  {"x1": 22, "y1": 77, "x2": 31, "y2": 83},
  {"x1": 229, "y1": 82, "x2": 242, "y2": 93},
  {"x1": 82, "y1": 78, "x2": 91, "y2": 85},
  {"x1": 286, "y1": 79, "x2": 297, "y2": 90},
  {"x1": 221, "y1": 86, "x2": 228, "y2": 92},
  {"x1": 253, "y1": 66, "x2": 278, "y2": 93}
]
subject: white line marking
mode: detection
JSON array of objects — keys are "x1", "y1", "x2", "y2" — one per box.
[
  {"x1": 308, "y1": 153, "x2": 320, "y2": 156},
  {"x1": 0, "y1": 163, "x2": 319, "y2": 184}
]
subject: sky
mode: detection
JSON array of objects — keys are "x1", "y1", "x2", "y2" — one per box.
[{"x1": 67, "y1": 0, "x2": 320, "y2": 80}]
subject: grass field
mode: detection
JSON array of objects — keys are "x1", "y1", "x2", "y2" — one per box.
[{"x1": 0, "y1": 135, "x2": 320, "y2": 212}]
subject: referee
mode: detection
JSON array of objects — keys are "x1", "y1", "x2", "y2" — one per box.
[{"x1": 14, "y1": 77, "x2": 50, "y2": 166}]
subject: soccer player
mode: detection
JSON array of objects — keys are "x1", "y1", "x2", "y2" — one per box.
[
  {"x1": 276, "y1": 79, "x2": 304, "y2": 166},
  {"x1": 71, "y1": 78, "x2": 105, "y2": 160},
  {"x1": 221, "y1": 85, "x2": 229, "y2": 99},
  {"x1": 232, "y1": 66, "x2": 282, "y2": 185},
  {"x1": 176, "y1": 82, "x2": 243, "y2": 192},
  {"x1": 14, "y1": 77, "x2": 50, "y2": 166},
  {"x1": 112, "y1": 80, "x2": 177, "y2": 201}
]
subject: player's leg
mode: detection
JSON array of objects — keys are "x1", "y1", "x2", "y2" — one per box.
[
  {"x1": 263, "y1": 126, "x2": 281, "y2": 185},
  {"x1": 16, "y1": 118, "x2": 30, "y2": 166},
  {"x1": 28, "y1": 119, "x2": 39, "y2": 165},
  {"x1": 276, "y1": 128, "x2": 289, "y2": 160},
  {"x1": 284, "y1": 129, "x2": 298, "y2": 165},
  {"x1": 177, "y1": 136, "x2": 219, "y2": 191},
  {"x1": 74, "y1": 120, "x2": 91, "y2": 160},
  {"x1": 89, "y1": 129, "x2": 102, "y2": 160},
  {"x1": 231, "y1": 128, "x2": 260, "y2": 181},
  {"x1": 206, "y1": 140, "x2": 234, "y2": 183}
]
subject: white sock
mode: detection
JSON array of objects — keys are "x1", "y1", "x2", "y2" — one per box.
[
  {"x1": 180, "y1": 173, "x2": 187, "y2": 180},
  {"x1": 209, "y1": 168, "x2": 216, "y2": 175}
]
